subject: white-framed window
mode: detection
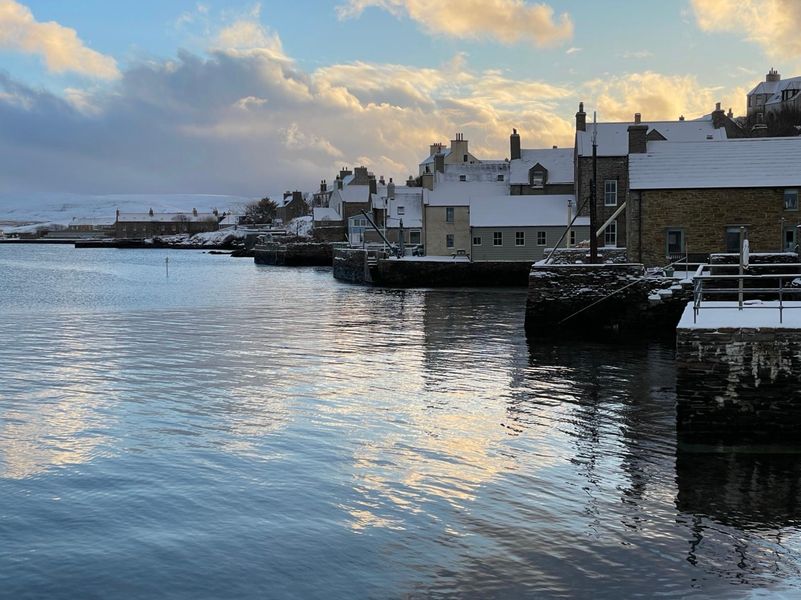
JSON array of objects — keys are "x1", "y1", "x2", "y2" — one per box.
[
  {"x1": 445, "y1": 207, "x2": 454, "y2": 223},
  {"x1": 569, "y1": 230, "x2": 576, "y2": 246},
  {"x1": 604, "y1": 180, "x2": 618, "y2": 206},
  {"x1": 446, "y1": 234, "x2": 454, "y2": 248},
  {"x1": 516, "y1": 231, "x2": 526, "y2": 246},
  {"x1": 473, "y1": 236, "x2": 482, "y2": 246},
  {"x1": 397, "y1": 206, "x2": 405, "y2": 215},
  {"x1": 493, "y1": 232, "x2": 503, "y2": 246},
  {"x1": 409, "y1": 231, "x2": 421, "y2": 245},
  {"x1": 536, "y1": 231, "x2": 546, "y2": 246},
  {"x1": 784, "y1": 189, "x2": 798, "y2": 211},
  {"x1": 459, "y1": 175, "x2": 467, "y2": 182},
  {"x1": 604, "y1": 220, "x2": 617, "y2": 247}
]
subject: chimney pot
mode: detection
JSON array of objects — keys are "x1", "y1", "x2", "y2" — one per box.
[{"x1": 634, "y1": 113, "x2": 641, "y2": 124}]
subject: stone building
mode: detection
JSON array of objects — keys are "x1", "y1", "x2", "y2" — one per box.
[
  {"x1": 313, "y1": 166, "x2": 376, "y2": 242},
  {"x1": 115, "y1": 208, "x2": 221, "y2": 239},
  {"x1": 627, "y1": 136, "x2": 801, "y2": 266},
  {"x1": 508, "y1": 129, "x2": 573, "y2": 196},
  {"x1": 747, "y1": 68, "x2": 801, "y2": 121},
  {"x1": 277, "y1": 191, "x2": 309, "y2": 224},
  {"x1": 573, "y1": 102, "x2": 731, "y2": 251},
  {"x1": 362, "y1": 180, "x2": 423, "y2": 247}
]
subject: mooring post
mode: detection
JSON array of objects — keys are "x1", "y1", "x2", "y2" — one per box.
[{"x1": 165, "y1": 256, "x2": 169, "y2": 277}]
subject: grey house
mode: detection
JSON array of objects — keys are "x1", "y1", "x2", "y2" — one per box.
[{"x1": 470, "y1": 194, "x2": 590, "y2": 262}]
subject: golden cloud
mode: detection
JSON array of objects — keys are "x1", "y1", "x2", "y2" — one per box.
[
  {"x1": 0, "y1": 0, "x2": 119, "y2": 79},
  {"x1": 337, "y1": 0, "x2": 573, "y2": 46}
]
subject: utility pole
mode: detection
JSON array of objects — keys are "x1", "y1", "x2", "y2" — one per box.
[{"x1": 590, "y1": 111, "x2": 599, "y2": 264}]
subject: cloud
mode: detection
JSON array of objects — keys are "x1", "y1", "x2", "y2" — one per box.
[
  {"x1": 0, "y1": 33, "x2": 576, "y2": 196},
  {"x1": 582, "y1": 71, "x2": 745, "y2": 121},
  {"x1": 692, "y1": 0, "x2": 801, "y2": 58},
  {"x1": 620, "y1": 49, "x2": 652, "y2": 59},
  {"x1": 336, "y1": 0, "x2": 573, "y2": 46},
  {"x1": 565, "y1": 47, "x2": 582, "y2": 55},
  {"x1": 0, "y1": 0, "x2": 119, "y2": 79}
]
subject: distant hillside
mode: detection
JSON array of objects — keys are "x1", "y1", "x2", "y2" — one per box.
[{"x1": 0, "y1": 193, "x2": 252, "y2": 226}]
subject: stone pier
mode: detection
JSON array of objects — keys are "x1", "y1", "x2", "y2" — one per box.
[{"x1": 676, "y1": 303, "x2": 801, "y2": 444}]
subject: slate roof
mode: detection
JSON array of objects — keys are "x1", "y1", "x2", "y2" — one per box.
[
  {"x1": 509, "y1": 148, "x2": 574, "y2": 185},
  {"x1": 470, "y1": 194, "x2": 588, "y2": 228},
  {"x1": 629, "y1": 137, "x2": 801, "y2": 190}
]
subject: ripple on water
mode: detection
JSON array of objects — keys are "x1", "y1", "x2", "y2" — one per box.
[{"x1": 0, "y1": 245, "x2": 800, "y2": 598}]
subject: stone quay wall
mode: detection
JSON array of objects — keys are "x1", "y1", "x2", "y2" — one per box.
[
  {"x1": 254, "y1": 242, "x2": 333, "y2": 266},
  {"x1": 525, "y1": 263, "x2": 693, "y2": 337},
  {"x1": 333, "y1": 248, "x2": 373, "y2": 284},
  {"x1": 543, "y1": 247, "x2": 629, "y2": 264},
  {"x1": 374, "y1": 260, "x2": 532, "y2": 288},
  {"x1": 676, "y1": 327, "x2": 801, "y2": 444}
]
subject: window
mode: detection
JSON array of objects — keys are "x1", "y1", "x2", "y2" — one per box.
[
  {"x1": 446, "y1": 234, "x2": 454, "y2": 248},
  {"x1": 409, "y1": 231, "x2": 421, "y2": 245},
  {"x1": 604, "y1": 220, "x2": 617, "y2": 247},
  {"x1": 784, "y1": 228, "x2": 796, "y2": 252},
  {"x1": 536, "y1": 231, "x2": 546, "y2": 246},
  {"x1": 459, "y1": 175, "x2": 467, "y2": 182},
  {"x1": 604, "y1": 180, "x2": 618, "y2": 206},
  {"x1": 397, "y1": 206, "x2": 405, "y2": 215},
  {"x1": 666, "y1": 229, "x2": 684, "y2": 256},
  {"x1": 463, "y1": 154, "x2": 468, "y2": 162},
  {"x1": 445, "y1": 207, "x2": 454, "y2": 223},
  {"x1": 725, "y1": 226, "x2": 747, "y2": 253},
  {"x1": 516, "y1": 231, "x2": 526, "y2": 246},
  {"x1": 493, "y1": 232, "x2": 503, "y2": 246},
  {"x1": 473, "y1": 236, "x2": 482, "y2": 246},
  {"x1": 785, "y1": 189, "x2": 798, "y2": 211},
  {"x1": 569, "y1": 230, "x2": 576, "y2": 246},
  {"x1": 497, "y1": 174, "x2": 504, "y2": 182}
]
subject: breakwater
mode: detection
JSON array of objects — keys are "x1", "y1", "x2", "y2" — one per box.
[{"x1": 254, "y1": 241, "x2": 334, "y2": 266}]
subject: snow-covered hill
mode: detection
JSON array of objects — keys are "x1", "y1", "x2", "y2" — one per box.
[{"x1": 0, "y1": 193, "x2": 252, "y2": 226}]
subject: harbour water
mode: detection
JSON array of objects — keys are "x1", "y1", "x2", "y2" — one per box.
[{"x1": 1, "y1": 244, "x2": 800, "y2": 598}]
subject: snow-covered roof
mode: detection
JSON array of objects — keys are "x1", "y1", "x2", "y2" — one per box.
[
  {"x1": 748, "y1": 75, "x2": 801, "y2": 102},
  {"x1": 424, "y1": 181, "x2": 508, "y2": 206},
  {"x1": 339, "y1": 185, "x2": 370, "y2": 204},
  {"x1": 420, "y1": 149, "x2": 451, "y2": 166},
  {"x1": 576, "y1": 117, "x2": 726, "y2": 157},
  {"x1": 629, "y1": 137, "x2": 801, "y2": 190},
  {"x1": 313, "y1": 206, "x2": 340, "y2": 222},
  {"x1": 470, "y1": 194, "x2": 589, "y2": 228},
  {"x1": 117, "y1": 212, "x2": 218, "y2": 223},
  {"x1": 70, "y1": 217, "x2": 114, "y2": 226},
  {"x1": 510, "y1": 148, "x2": 574, "y2": 185}
]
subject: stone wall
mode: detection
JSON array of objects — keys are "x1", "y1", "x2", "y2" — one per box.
[
  {"x1": 629, "y1": 187, "x2": 800, "y2": 267},
  {"x1": 313, "y1": 224, "x2": 347, "y2": 243},
  {"x1": 254, "y1": 242, "x2": 333, "y2": 266},
  {"x1": 525, "y1": 263, "x2": 693, "y2": 337},
  {"x1": 676, "y1": 327, "x2": 801, "y2": 443},
  {"x1": 576, "y1": 155, "x2": 628, "y2": 247},
  {"x1": 374, "y1": 259, "x2": 531, "y2": 288},
  {"x1": 333, "y1": 248, "x2": 371, "y2": 284},
  {"x1": 543, "y1": 247, "x2": 628, "y2": 264}
]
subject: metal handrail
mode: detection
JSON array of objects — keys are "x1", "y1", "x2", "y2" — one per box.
[{"x1": 692, "y1": 268, "x2": 801, "y2": 324}]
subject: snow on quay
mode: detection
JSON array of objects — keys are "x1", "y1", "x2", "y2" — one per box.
[{"x1": 678, "y1": 301, "x2": 801, "y2": 329}]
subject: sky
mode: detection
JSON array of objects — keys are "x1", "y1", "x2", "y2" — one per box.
[{"x1": 0, "y1": 0, "x2": 799, "y2": 199}]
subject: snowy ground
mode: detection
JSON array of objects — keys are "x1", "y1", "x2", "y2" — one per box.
[
  {"x1": 285, "y1": 216, "x2": 313, "y2": 238},
  {"x1": 678, "y1": 301, "x2": 801, "y2": 329},
  {"x1": 154, "y1": 228, "x2": 249, "y2": 247},
  {"x1": 0, "y1": 193, "x2": 250, "y2": 229}
]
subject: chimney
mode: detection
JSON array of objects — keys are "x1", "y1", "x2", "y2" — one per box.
[
  {"x1": 336, "y1": 176, "x2": 343, "y2": 190},
  {"x1": 450, "y1": 133, "x2": 469, "y2": 162},
  {"x1": 320, "y1": 179, "x2": 327, "y2": 193},
  {"x1": 634, "y1": 113, "x2": 641, "y2": 124},
  {"x1": 387, "y1": 178, "x2": 395, "y2": 200},
  {"x1": 429, "y1": 142, "x2": 444, "y2": 157},
  {"x1": 727, "y1": 107, "x2": 734, "y2": 118},
  {"x1": 192, "y1": 207, "x2": 198, "y2": 217},
  {"x1": 369, "y1": 176, "x2": 377, "y2": 195},
  {"x1": 434, "y1": 152, "x2": 445, "y2": 173},
  {"x1": 627, "y1": 124, "x2": 648, "y2": 154},
  {"x1": 293, "y1": 191, "x2": 303, "y2": 203},
  {"x1": 712, "y1": 101, "x2": 726, "y2": 129},
  {"x1": 575, "y1": 101, "x2": 586, "y2": 132},
  {"x1": 552, "y1": 145, "x2": 558, "y2": 149},
  {"x1": 510, "y1": 128, "x2": 521, "y2": 160},
  {"x1": 149, "y1": 208, "x2": 154, "y2": 216},
  {"x1": 284, "y1": 190, "x2": 292, "y2": 200},
  {"x1": 679, "y1": 115, "x2": 685, "y2": 121},
  {"x1": 379, "y1": 175, "x2": 385, "y2": 186},
  {"x1": 766, "y1": 67, "x2": 781, "y2": 83},
  {"x1": 406, "y1": 175, "x2": 415, "y2": 187}
]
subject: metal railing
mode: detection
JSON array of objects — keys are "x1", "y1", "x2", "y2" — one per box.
[{"x1": 692, "y1": 263, "x2": 801, "y2": 324}]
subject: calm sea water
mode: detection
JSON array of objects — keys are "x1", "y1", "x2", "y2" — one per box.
[{"x1": 1, "y1": 244, "x2": 800, "y2": 599}]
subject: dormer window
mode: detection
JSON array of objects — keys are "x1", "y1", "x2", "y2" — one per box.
[{"x1": 529, "y1": 163, "x2": 548, "y2": 188}]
